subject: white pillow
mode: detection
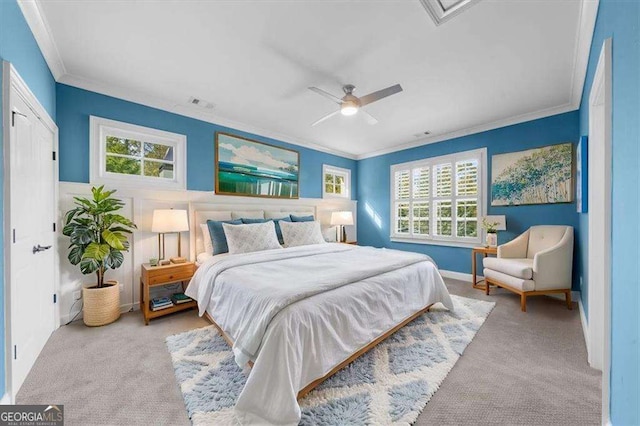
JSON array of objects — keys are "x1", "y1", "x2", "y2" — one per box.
[
  {"x1": 279, "y1": 221, "x2": 326, "y2": 247},
  {"x1": 200, "y1": 223, "x2": 214, "y2": 254},
  {"x1": 222, "y1": 222, "x2": 282, "y2": 254}
]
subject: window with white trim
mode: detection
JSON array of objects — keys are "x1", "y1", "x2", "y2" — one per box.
[
  {"x1": 390, "y1": 148, "x2": 486, "y2": 246},
  {"x1": 90, "y1": 116, "x2": 186, "y2": 190},
  {"x1": 323, "y1": 164, "x2": 351, "y2": 199}
]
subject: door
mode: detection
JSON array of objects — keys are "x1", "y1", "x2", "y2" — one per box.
[
  {"x1": 586, "y1": 39, "x2": 612, "y2": 425},
  {"x1": 7, "y1": 84, "x2": 57, "y2": 396}
]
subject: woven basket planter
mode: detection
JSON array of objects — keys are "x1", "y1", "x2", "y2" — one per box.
[{"x1": 82, "y1": 280, "x2": 120, "y2": 326}]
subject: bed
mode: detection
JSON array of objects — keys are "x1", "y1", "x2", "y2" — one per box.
[{"x1": 185, "y1": 206, "x2": 454, "y2": 425}]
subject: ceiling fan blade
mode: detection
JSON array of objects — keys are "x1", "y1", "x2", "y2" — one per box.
[
  {"x1": 308, "y1": 87, "x2": 343, "y2": 104},
  {"x1": 311, "y1": 110, "x2": 341, "y2": 126},
  {"x1": 358, "y1": 84, "x2": 403, "y2": 107},
  {"x1": 360, "y1": 110, "x2": 379, "y2": 125}
]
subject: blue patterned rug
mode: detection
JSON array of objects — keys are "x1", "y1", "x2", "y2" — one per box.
[{"x1": 166, "y1": 295, "x2": 494, "y2": 425}]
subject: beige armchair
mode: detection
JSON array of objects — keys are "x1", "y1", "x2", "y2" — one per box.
[{"x1": 483, "y1": 225, "x2": 574, "y2": 312}]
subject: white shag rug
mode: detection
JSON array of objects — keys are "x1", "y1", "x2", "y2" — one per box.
[{"x1": 166, "y1": 294, "x2": 494, "y2": 425}]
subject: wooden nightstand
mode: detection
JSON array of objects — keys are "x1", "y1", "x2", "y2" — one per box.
[
  {"x1": 140, "y1": 262, "x2": 196, "y2": 325},
  {"x1": 343, "y1": 241, "x2": 357, "y2": 245},
  {"x1": 471, "y1": 246, "x2": 498, "y2": 290}
]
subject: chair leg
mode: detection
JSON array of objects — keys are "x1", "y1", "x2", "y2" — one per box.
[
  {"x1": 520, "y1": 294, "x2": 527, "y2": 312},
  {"x1": 565, "y1": 290, "x2": 573, "y2": 310},
  {"x1": 485, "y1": 280, "x2": 490, "y2": 295}
]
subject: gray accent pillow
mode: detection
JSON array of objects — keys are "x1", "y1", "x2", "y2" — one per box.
[
  {"x1": 222, "y1": 222, "x2": 282, "y2": 254},
  {"x1": 279, "y1": 221, "x2": 326, "y2": 247}
]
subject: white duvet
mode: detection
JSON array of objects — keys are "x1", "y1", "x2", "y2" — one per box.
[{"x1": 186, "y1": 244, "x2": 453, "y2": 425}]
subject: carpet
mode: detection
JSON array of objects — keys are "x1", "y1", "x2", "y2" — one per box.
[{"x1": 166, "y1": 294, "x2": 494, "y2": 425}]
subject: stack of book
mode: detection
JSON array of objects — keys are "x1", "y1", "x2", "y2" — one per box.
[
  {"x1": 150, "y1": 297, "x2": 173, "y2": 311},
  {"x1": 172, "y1": 292, "x2": 193, "y2": 305}
]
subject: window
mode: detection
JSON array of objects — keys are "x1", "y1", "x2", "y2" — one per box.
[
  {"x1": 390, "y1": 148, "x2": 486, "y2": 247},
  {"x1": 323, "y1": 164, "x2": 351, "y2": 199},
  {"x1": 90, "y1": 116, "x2": 186, "y2": 190}
]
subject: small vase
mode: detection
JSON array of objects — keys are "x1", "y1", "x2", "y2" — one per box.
[{"x1": 486, "y1": 232, "x2": 498, "y2": 247}]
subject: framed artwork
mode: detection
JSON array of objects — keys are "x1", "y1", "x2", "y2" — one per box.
[
  {"x1": 215, "y1": 132, "x2": 300, "y2": 199},
  {"x1": 491, "y1": 142, "x2": 573, "y2": 206},
  {"x1": 576, "y1": 136, "x2": 588, "y2": 213}
]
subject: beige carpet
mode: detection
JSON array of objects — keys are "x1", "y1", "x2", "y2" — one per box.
[{"x1": 16, "y1": 279, "x2": 601, "y2": 425}]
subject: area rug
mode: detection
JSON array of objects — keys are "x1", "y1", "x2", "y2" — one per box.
[{"x1": 166, "y1": 294, "x2": 494, "y2": 425}]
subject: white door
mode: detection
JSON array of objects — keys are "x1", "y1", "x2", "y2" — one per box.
[
  {"x1": 8, "y1": 85, "x2": 57, "y2": 396},
  {"x1": 586, "y1": 39, "x2": 612, "y2": 426}
]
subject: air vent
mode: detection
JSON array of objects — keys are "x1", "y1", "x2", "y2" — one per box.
[{"x1": 187, "y1": 97, "x2": 215, "y2": 110}]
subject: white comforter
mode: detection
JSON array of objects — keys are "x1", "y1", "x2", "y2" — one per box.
[{"x1": 186, "y1": 244, "x2": 453, "y2": 425}]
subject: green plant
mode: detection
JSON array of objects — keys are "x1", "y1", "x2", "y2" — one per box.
[
  {"x1": 482, "y1": 217, "x2": 500, "y2": 233},
  {"x1": 62, "y1": 186, "x2": 137, "y2": 288}
]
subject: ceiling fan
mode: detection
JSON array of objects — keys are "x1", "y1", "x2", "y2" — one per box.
[{"x1": 308, "y1": 83, "x2": 403, "y2": 126}]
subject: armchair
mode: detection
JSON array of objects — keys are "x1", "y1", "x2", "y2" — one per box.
[{"x1": 482, "y1": 225, "x2": 574, "y2": 312}]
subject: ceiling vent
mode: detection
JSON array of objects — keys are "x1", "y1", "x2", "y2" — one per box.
[
  {"x1": 419, "y1": 0, "x2": 482, "y2": 25},
  {"x1": 187, "y1": 96, "x2": 215, "y2": 110}
]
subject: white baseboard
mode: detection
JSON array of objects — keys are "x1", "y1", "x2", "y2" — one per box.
[
  {"x1": 578, "y1": 298, "x2": 590, "y2": 353},
  {"x1": 0, "y1": 393, "x2": 11, "y2": 405},
  {"x1": 61, "y1": 302, "x2": 140, "y2": 325},
  {"x1": 439, "y1": 269, "x2": 478, "y2": 283}
]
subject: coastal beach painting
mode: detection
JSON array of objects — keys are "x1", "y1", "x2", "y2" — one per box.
[
  {"x1": 215, "y1": 132, "x2": 299, "y2": 198},
  {"x1": 491, "y1": 143, "x2": 573, "y2": 206}
]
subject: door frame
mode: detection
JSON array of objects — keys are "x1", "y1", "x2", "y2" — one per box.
[
  {"x1": 2, "y1": 62, "x2": 60, "y2": 403},
  {"x1": 586, "y1": 39, "x2": 612, "y2": 425}
]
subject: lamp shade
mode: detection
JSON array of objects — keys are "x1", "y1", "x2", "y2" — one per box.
[
  {"x1": 484, "y1": 215, "x2": 506, "y2": 231},
  {"x1": 151, "y1": 209, "x2": 189, "y2": 233},
  {"x1": 330, "y1": 211, "x2": 354, "y2": 226}
]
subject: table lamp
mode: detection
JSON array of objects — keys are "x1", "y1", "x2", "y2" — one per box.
[
  {"x1": 330, "y1": 211, "x2": 354, "y2": 243},
  {"x1": 151, "y1": 209, "x2": 189, "y2": 264}
]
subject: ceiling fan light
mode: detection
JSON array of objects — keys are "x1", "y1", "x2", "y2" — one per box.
[{"x1": 341, "y1": 101, "x2": 358, "y2": 116}]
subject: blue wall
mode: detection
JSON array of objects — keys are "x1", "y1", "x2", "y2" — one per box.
[
  {"x1": 56, "y1": 84, "x2": 357, "y2": 198},
  {"x1": 357, "y1": 111, "x2": 581, "y2": 288},
  {"x1": 0, "y1": 0, "x2": 57, "y2": 398},
  {"x1": 577, "y1": 0, "x2": 639, "y2": 423}
]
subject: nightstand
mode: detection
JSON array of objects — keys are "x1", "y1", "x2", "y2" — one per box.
[
  {"x1": 343, "y1": 241, "x2": 357, "y2": 245},
  {"x1": 471, "y1": 246, "x2": 498, "y2": 290},
  {"x1": 140, "y1": 262, "x2": 196, "y2": 325}
]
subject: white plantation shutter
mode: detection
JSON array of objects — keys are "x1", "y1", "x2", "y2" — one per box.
[
  {"x1": 390, "y1": 148, "x2": 485, "y2": 245},
  {"x1": 456, "y1": 160, "x2": 478, "y2": 195},
  {"x1": 435, "y1": 164, "x2": 452, "y2": 197},
  {"x1": 412, "y1": 167, "x2": 430, "y2": 199},
  {"x1": 395, "y1": 170, "x2": 410, "y2": 199}
]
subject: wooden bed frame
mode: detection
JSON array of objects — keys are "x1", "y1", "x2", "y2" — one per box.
[{"x1": 204, "y1": 302, "x2": 434, "y2": 400}]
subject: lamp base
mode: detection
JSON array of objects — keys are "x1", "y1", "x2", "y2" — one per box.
[{"x1": 170, "y1": 257, "x2": 187, "y2": 264}]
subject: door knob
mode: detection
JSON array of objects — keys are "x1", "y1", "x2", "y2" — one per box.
[{"x1": 32, "y1": 244, "x2": 52, "y2": 254}]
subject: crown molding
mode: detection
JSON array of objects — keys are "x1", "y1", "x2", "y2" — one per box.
[
  {"x1": 19, "y1": 0, "x2": 598, "y2": 162},
  {"x1": 356, "y1": 101, "x2": 577, "y2": 160},
  {"x1": 58, "y1": 73, "x2": 358, "y2": 160},
  {"x1": 17, "y1": 0, "x2": 66, "y2": 80},
  {"x1": 569, "y1": 0, "x2": 600, "y2": 108}
]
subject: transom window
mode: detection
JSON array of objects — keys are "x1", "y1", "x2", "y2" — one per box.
[
  {"x1": 390, "y1": 148, "x2": 486, "y2": 247},
  {"x1": 323, "y1": 164, "x2": 351, "y2": 199},
  {"x1": 90, "y1": 117, "x2": 186, "y2": 190}
]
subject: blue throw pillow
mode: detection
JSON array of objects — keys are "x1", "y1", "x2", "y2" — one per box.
[
  {"x1": 272, "y1": 217, "x2": 292, "y2": 245},
  {"x1": 290, "y1": 214, "x2": 314, "y2": 222},
  {"x1": 240, "y1": 218, "x2": 267, "y2": 224},
  {"x1": 206, "y1": 219, "x2": 242, "y2": 255}
]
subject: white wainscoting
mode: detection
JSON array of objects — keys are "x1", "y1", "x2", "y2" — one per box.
[{"x1": 58, "y1": 182, "x2": 357, "y2": 324}]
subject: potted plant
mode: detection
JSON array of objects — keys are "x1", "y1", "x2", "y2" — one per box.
[
  {"x1": 482, "y1": 217, "x2": 500, "y2": 248},
  {"x1": 63, "y1": 186, "x2": 136, "y2": 326}
]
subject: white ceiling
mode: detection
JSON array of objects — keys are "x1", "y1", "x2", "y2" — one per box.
[{"x1": 23, "y1": 0, "x2": 597, "y2": 159}]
